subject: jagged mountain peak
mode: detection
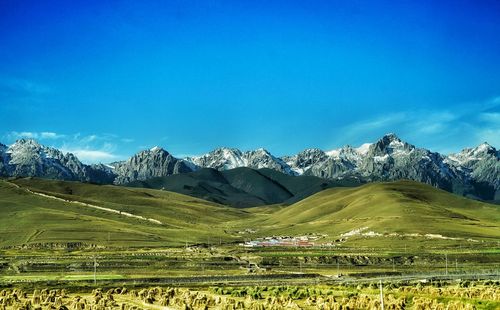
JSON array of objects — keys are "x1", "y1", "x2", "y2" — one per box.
[
  {"x1": 246, "y1": 147, "x2": 272, "y2": 155},
  {"x1": 369, "y1": 133, "x2": 414, "y2": 156},
  {"x1": 9, "y1": 138, "x2": 43, "y2": 151},
  {"x1": 13, "y1": 138, "x2": 42, "y2": 145},
  {"x1": 382, "y1": 132, "x2": 400, "y2": 140},
  {"x1": 133, "y1": 147, "x2": 170, "y2": 158},
  {"x1": 211, "y1": 147, "x2": 243, "y2": 155},
  {"x1": 149, "y1": 146, "x2": 164, "y2": 152},
  {"x1": 456, "y1": 142, "x2": 497, "y2": 157},
  {"x1": 300, "y1": 148, "x2": 325, "y2": 155},
  {"x1": 448, "y1": 141, "x2": 499, "y2": 166},
  {"x1": 112, "y1": 147, "x2": 193, "y2": 184},
  {"x1": 187, "y1": 147, "x2": 244, "y2": 170},
  {"x1": 473, "y1": 142, "x2": 496, "y2": 154}
]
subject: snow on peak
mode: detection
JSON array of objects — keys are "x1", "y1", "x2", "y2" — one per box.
[
  {"x1": 12, "y1": 138, "x2": 41, "y2": 148},
  {"x1": 150, "y1": 146, "x2": 162, "y2": 152},
  {"x1": 254, "y1": 147, "x2": 269, "y2": 154},
  {"x1": 325, "y1": 149, "x2": 340, "y2": 157},
  {"x1": 389, "y1": 139, "x2": 406, "y2": 149},
  {"x1": 476, "y1": 142, "x2": 493, "y2": 153},
  {"x1": 356, "y1": 143, "x2": 372, "y2": 155}
]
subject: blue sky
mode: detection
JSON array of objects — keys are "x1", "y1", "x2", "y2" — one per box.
[{"x1": 1, "y1": 0, "x2": 499, "y2": 163}]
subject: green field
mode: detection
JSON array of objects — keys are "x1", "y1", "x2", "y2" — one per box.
[{"x1": 0, "y1": 177, "x2": 499, "y2": 308}]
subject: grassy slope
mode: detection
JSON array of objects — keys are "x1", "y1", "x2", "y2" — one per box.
[
  {"x1": 242, "y1": 180, "x2": 500, "y2": 243},
  {"x1": 1, "y1": 178, "x2": 499, "y2": 249},
  {"x1": 0, "y1": 178, "x2": 250, "y2": 247}
]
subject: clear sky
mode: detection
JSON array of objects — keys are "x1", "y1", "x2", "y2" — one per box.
[{"x1": 1, "y1": 0, "x2": 499, "y2": 163}]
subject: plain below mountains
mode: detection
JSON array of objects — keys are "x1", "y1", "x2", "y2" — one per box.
[{"x1": 0, "y1": 133, "x2": 498, "y2": 204}]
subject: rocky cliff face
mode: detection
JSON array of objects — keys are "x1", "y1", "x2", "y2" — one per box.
[
  {"x1": 111, "y1": 146, "x2": 194, "y2": 184},
  {"x1": 446, "y1": 143, "x2": 500, "y2": 200},
  {"x1": 282, "y1": 148, "x2": 328, "y2": 175}
]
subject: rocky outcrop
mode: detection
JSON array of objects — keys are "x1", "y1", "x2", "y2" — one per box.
[{"x1": 111, "y1": 147, "x2": 194, "y2": 184}]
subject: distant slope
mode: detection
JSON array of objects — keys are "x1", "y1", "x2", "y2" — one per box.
[
  {"x1": 247, "y1": 180, "x2": 500, "y2": 242},
  {"x1": 1, "y1": 178, "x2": 250, "y2": 247},
  {"x1": 126, "y1": 167, "x2": 361, "y2": 207}
]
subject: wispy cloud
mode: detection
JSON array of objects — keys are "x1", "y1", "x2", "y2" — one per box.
[
  {"x1": 58, "y1": 134, "x2": 122, "y2": 164},
  {"x1": 8, "y1": 131, "x2": 66, "y2": 140},
  {"x1": 333, "y1": 96, "x2": 500, "y2": 153},
  {"x1": 0, "y1": 76, "x2": 51, "y2": 95}
]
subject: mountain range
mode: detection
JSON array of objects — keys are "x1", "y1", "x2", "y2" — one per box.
[{"x1": 0, "y1": 133, "x2": 498, "y2": 203}]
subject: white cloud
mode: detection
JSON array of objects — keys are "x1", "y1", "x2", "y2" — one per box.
[
  {"x1": 12, "y1": 131, "x2": 37, "y2": 139},
  {"x1": 61, "y1": 148, "x2": 118, "y2": 163},
  {"x1": 335, "y1": 113, "x2": 407, "y2": 145},
  {"x1": 8, "y1": 131, "x2": 65, "y2": 140},
  {"x1": 58, "y1": 134, "x2": 122, "y2": 164},
  {"x1": 40, "y1": 132, "x2": 65, "y2": 139},
  {"x1": 350, "y1": 113, "x2": 406, "y2": 132}
]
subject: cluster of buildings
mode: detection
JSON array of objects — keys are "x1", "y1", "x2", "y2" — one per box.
[{"x1": 240, "y1": 235, "x2": 317, "y2": 248}]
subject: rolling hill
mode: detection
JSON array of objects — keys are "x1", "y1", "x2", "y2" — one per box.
[
  {"x1": 0, "y1": 178, "x2": 250, "y2": 247},
  {"x1": 0, "y1": 178, "x2": 498, "y2": 249},
  {"x1": 245, "y1": 180, "x2": 500, "y2": 247},
  {"x1": 126, "y1": 167, "x2": 361, "y2": 207}
]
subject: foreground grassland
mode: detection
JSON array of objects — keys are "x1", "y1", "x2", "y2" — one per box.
[{"x1": 1, "y1": 281, "x2": 499, "y2": 309}]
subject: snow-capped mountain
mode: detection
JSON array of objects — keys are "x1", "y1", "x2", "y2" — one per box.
[
  {"x1": 282, "y1": 148, "x2": 329, "y2": 175},
  {"x1": 0, "y1": 140, "x2": 194, "y2": 185},
  {"x1": 186, "y1": 147, "x2": 292, "y2": 174},
  {"x1": 111, "y1": 146, "x2": 194, "y2": 184},
  {"x1": 0, "y1": 134, "x2": 498, "y2": 202},
  {"x1": 0, "y1": 139, "x2": 95, "y2": 181},
  {"x1": 186, "y1": 148, "x2": 246, "y2": 170},
  {"x1": 446, "y1": 142, "x2": 500, "y2": 193},
  {"x1": 356, "y1": 134, "x2": 464, "y2": 190},
  {"x1": 183, "y1": 133, "x2": 498, "y2": 201},
  {"x1": 283, "y1": 134, "x2": 458, "y2": 186}
]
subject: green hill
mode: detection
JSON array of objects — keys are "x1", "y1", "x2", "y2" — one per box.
[
  {"x1": 244, "y1": 180, "x2": 500, "y2": 246},
  {"x1": 0, "y1": 178, "x2": 250, "y2": 247},
  {"x1": 127, "y1": 167, "x2": 360, "y2": 207}
]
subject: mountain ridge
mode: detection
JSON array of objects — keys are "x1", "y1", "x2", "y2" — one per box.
[{"x1": 0, "y1": 134, "x2": 498, "y2": 203}]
